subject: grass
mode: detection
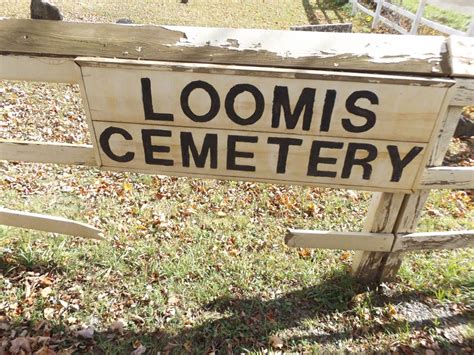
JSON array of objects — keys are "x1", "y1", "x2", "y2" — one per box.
[
  {"x1": 400, "y1": 0, "x2": 471, "y2": 32},
  {"x1": 1, "y1": 1, "x2": 473, "y2": 353}
]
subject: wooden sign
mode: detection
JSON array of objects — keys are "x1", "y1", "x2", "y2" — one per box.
[{"x1": 77, "y1": 58, "x2": 453, "y2": 192}]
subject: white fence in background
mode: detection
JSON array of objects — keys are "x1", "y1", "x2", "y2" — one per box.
[{"x1": 352, "y1": 0, "x2": 474, "y2": 36}]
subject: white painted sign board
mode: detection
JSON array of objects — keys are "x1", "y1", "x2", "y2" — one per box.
[{"x1": 78, "y1": 58, "x2": 453, "y2": 192}]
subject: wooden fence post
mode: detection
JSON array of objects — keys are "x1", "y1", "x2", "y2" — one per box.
[
  {"x1": 410, "y1": 0, "x2": 427, "y2": 34},
  {"x1": 468, "y1": 18, "x2": 474, "y2": 37},
  {"x1": 352, "y1": 106, "x2": 461, "y2": 283},
  {"x1": 353, "y1": 35, "x2": 474, "y2": 284},
  {"x1": 352, "y1": 0, "x2": 358, "y2": 16},
  {"x1": 372, "y1": 0, "x2": 384, "y2": 29}
]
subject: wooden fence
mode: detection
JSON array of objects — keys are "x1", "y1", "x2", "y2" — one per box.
[
  {"x1": 0, "y1": 19, "x2": 473, "y2": 285},
  {"x1": 352, "y1": 0, "x2": 474, "y2": 36}
]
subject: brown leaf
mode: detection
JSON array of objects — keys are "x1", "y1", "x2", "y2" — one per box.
[
  {"x1": 34, "y1": 345, "x2": 56, "y2": 355},
  {"x1": 131, "y1": 345, "x2": 146, "y2": 355},
  {"x1": 340, "y1": 251, "x2": 351, "y2": 261},
  {"x1": 109, "y1": 320, "x2": 124, "y2": 335},
  {"x1": 10, "y1": 337, "x2": 32, "y2": 354},
  {"x1": 77, "y1": 327, "x2": 94, "y2": 339},
  {"x1": 39, "y1": 276, "x2": 53, "y2": 287},
  {"x1": 268, "y1": 335, "x2": 284, "y2": 349}
]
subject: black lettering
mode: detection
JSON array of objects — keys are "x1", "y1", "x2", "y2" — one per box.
[
  {"x1": 267, "y1": 137, "x2": 303, "y2": 174},
  {"x1": 180, "y1": 81, "x2": 220, "y2": 122},
  {"x1": 307, "y1": 140, "x2": 343, "y2": 177},
  {"x1": 225, "y1": 84, "x2": 264, "y2": 126},
  {"x1": 141, "y1": 78, "x2": 174, "y2": 121},
  {"x1": 227, "y1": 135, "x2": 258, "y2": 172},
  {"x1": 142, "y1": 129, "x2": 174, "y2": 166},
  {"x1": 180, "y1": 132, "x2": 218, "y2": 169},
  {"x1": 99, "y1": 127, "x2": 134, "y2": 163},
  {"x1": 341, "y1": 143, "x2": 377, "y2": 180},
  {"x1": 320, "y1": 89, "x2": 337, "y2": 132},
  {"x1": 342, "y1": 90, "x2": 378, "y2": 133},
  {"x1": 272, "y1": 86, "x2": 315, "y2": 131},
  {"x1": 387, "y1": 145, "x2": 423, "y2": 182}
]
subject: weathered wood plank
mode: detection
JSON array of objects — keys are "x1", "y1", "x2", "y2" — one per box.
[
  {"x1": 78, "y1": 57, "x2": 452, "y2": 143},
  {"x1": 352, "y1": 86, "x2": 460, "y2": 283},
  {"x1": 0, "y1": 207, "x2": 103, "y2": 240},
  {"x1": 0, "y1": 55, "x2": 79, "y2": 83},
  {"x1": 448, "y1": 36, "x2": 474, "y2": 78},
  {"x1": 285, "y1": 229, "x2": 393, "y2": 252},
  {"x1": 392, "y1": 230, "x2": 474, "y2": 251},
  {"x1": 428, "y1": 106, "x2": 463, "y2": 167},
  {"x1": 419, "y1": 166, "x2": 474, "y2": 190},
  {"x1": 0, "y1": 19, "x2": 451, "y2": 75},
  {"x1": 0, "y1": 140, "x2": 97, "y2": 166},
  {"x1": 351, "y1": 192, "x2": 405, "y2": 282},
  {"x1": 450, "y1": 78, "x2": 474, "y2": 107},
  {"x1": 92, "y1": 121, "x2": 427, "y2": 193}
]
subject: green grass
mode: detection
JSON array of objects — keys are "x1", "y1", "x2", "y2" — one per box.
[
  {"x1": 1, "y1": 1, "x2": 473, "y2": 353},
  {"x1": 401, "y1": 0, "x2": 471, "y2": 32}
]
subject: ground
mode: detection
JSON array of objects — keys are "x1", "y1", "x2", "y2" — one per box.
[{"x1": 1, "y1": 1, "x2": 473, "y2": 354}]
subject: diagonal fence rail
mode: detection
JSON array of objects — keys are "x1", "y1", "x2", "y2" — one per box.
[{"x1": 352, "y1": 0, "x2": 474, "y2": 36}]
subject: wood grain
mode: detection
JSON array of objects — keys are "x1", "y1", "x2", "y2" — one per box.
[
  {"x1": 0, "y1": 207, "x2": 103, "y2": 240},
  {"x1": 0, "y1": 19, "x2": 451, "y2": 75},
  {"x1": 450, "y1": 78, "x2": 474, "y2": 107},
  {"x1": 448, "y1": 36, "x2": 474, "y2": 78},
  {"x1": 419, "y1": 166, "x2": 474, "y2": 190},
  {"x1": 0, "y1": 55, "x2": 79, "y2": 83},
  {"x1": 392, "y1": 230, "x2": 474, "y2": 251},
  {"x1": 93, "y1": 121, "x2": 427, "y2": 192},
  {"x1": 351, "y1": 192, "x2": 405, "y2": 282},
  {"x1": 285, "y1": 229, "x2": 393, "y2": 252},
  {"x1": 79, "y1": 58, "x2": 451, "y2": 143},
  {"x1": 0, "y1": 140, "x2": 97, "y2": 166}
]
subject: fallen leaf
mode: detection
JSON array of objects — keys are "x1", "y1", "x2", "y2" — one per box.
[
  {"x1": 340, "y1": 251, "x2": 351, "y2": 261},
  {"x1": 298, "y1": 248, "x2": 311, "y2": 258},
  {"x1": 43, "y1": 307, "x2": 55, "y2": 320},
  {"x1": 34, "y1": 345, "x2": 56, "y2": 355},
  {"x1": 131, "y1": 345, "x2": 146, "y2": 355},
  {"x1": 268, "y1": 335, "x2": 284, "y2": 349},
  {"x1": 10, "y1": 337, "x2": 32, "y2": 354},
  {"x1": 77, "y1": 327, "x2": 94, "y2": 339},
  {"x1": 387, "y1": 304, "x2": 397, "y2": 317},
  {"x1": 167, "y1": 295, "x2": 179, "y2": 306},
  {"x1": 39, "y1": 276, "x2": 53, "y2": 287},
  {"x1": 109, "y1": 320, "x2": 124, "y2": 335},
  {"x1": 41, "y1": 287, "x2": 53, "y2": 298}
]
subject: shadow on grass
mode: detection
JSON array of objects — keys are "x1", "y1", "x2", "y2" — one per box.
[
  {"x1": 1, "y1": 262, "x2": 471, "y2": 353},
  {"x1": 302, "y1": 0, "x2": 345, "y2": 25},
  {"x1": 95, "y1": 270, "x2": 471, "y2": 353}
]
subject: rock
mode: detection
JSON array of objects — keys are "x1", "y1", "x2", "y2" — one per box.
[
  {"x1": 30, "y1": 0, "x2": 63, "y2": 21},
  {"x1": 181, "y1": 0, "x2": 189, "y2": 3},
  {"x1": 116, "y1": 18, "x2": 134, "y2": 24},
  {"x1": 454, "y1": 116, "x2": 474, "y2": 138}
]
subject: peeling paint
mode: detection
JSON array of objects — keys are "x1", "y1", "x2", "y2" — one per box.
[{"x1": 170, "y1": 26, "x2": 446, "y2": 65}]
